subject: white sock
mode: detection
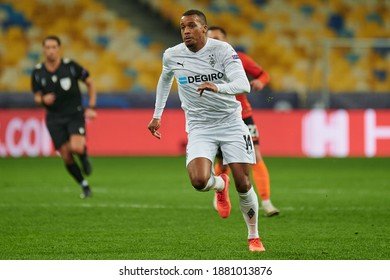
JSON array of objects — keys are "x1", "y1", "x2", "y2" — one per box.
[
  {"x1": 81, "y1": 180, "x2": 88, "y2": 188},
  {"x1": 238, "y1": 186, "x2": 259, "y2": 239},
  {"x1": 262, "y1": 199, "x2": 273, "y2": 208},
  {"x1": 199, "y1": 175, "x2": 224, "y2": 192}
]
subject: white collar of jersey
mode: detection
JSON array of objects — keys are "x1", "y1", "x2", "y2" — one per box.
[{"x1": 184, "y1": 38, "x2": 210, "y2": 55}]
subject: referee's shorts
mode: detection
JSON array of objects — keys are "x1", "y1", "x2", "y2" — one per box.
[{"x1": 46, "y1": 111, "x2": 86, "y2": 150}]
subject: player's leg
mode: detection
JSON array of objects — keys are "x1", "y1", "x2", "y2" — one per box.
[
  {"x1": 186, "y1": 127, "x2": 231, "y2": 218},
  {"x1": 212, "y1": 148, "x2": 231, "y2": 211},
  {"x1": 245, "y1": 117, "x2": 279, "y2": 216},
  {"x1": 187, "y1": 157, "x2": 231, "y2": 218},
  {"x1": 222, "y1": 120, "x2": 264, "y2": 252},
  {"x1": 230, "y1": 163, "x2": 264, "y2": 252},
  {"x1": 186, "y1": 127, "x2": 222, "y2": 191},
  {"x1": 231, "y1": 167, "x2": 265, "y2": 252},
  {"x1": 252, "y1": 146, "x2": 269, "y2": 200},
  {"x1": 252, "y1": 146, "x2": 279, "y2": 216},
  {"x1": 187, "y1": 157, "x2": 214, "y2": 190}
]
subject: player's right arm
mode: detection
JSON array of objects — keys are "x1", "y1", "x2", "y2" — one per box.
[
  {"x1": 148, "y1": 118, "x2": 161, "y2": 139},
  {"x1": 149, "y1": 50, "x2": 174, "y2": 139}
]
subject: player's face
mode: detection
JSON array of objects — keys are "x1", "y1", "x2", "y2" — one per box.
[
  {"x1": 43, "y1": 39, "x2": 61, "y2": 63},
  {"x1": 207, "y1": 29, "x2": 227, "y2": 42},
  {"x1": 180, "y1": 15, "x2": 207, "y2": 52}
]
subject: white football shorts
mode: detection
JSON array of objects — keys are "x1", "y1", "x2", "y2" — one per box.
[{"x1": 186, "y1": 119, "x2": 256, "y2": 166}]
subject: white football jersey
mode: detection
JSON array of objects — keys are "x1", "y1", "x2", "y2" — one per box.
[{"x1": 153, "y1": 38, "x2": 250, "y2": 131}]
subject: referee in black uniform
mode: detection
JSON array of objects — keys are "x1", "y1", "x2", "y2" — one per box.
[{"x1": 31, "y1": 35, "x2": 97, "y2": 198}]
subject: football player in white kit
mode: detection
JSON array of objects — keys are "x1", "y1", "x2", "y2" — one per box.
[{"x1": 148, "y1": 9, "x2": 265, "y2": 252}]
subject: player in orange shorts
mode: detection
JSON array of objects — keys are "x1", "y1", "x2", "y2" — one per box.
[{"x1": 208, "y1": 26, "x2": 279, "y2": 217}]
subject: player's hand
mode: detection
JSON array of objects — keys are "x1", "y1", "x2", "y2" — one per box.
[
  {"x1": 148, "y1": 118, "x2": 162, "y2": 139},
  {"x1": 250, "y1": 80, "x2": 264, "y2": 91},
  {"x1": 197, "y1": 82, "x2": 217, "y2": 96},
  {"x1": 85, "y1": 108, "x2": 97, "y2": 120},
  {"x1": 42, "y1": 92, "x2": 56, "y2": 105}
]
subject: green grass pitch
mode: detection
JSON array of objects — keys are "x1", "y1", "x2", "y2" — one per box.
[{"x1": 0, "y1": 156, "x2": 389, "y2": 260}]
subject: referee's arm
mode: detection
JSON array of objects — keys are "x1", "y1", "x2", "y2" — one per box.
[
  {"x1": 33, "y1": 91, "x2": 55, "y2": 107},
  {"x1": 33, "y1": 91, "x2": 44, "y2": 106},
  {"x1": 34, "y1": 91, "x2": 45, "y2": 106},
  {"x1": 84, "y1": 77, "x2": 97, "y2": 119},
  {"x1": 84, "y1": 77, "x2": 96, "y2": 109}
]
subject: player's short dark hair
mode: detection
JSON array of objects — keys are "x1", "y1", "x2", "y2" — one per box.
[
  {"x1": 42, "y1": 35, "x2": 61, "y2": 46},
  {"x1": 182, "y1": 9, "x2": 207, "y2": 25},
  {"x1": 208, "y1": 26, "x2": 227, "y2": 37}
]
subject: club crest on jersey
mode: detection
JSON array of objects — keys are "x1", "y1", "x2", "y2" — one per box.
[
  {"x1": 209, "y1": 54, "x2": 216, "y2": 67},
  {"x1": 232, "y1": 54, "x2": 240, "y2": 59},
  {"x1": 60, "y1": 78, "x2": 71, "y2": 91}
]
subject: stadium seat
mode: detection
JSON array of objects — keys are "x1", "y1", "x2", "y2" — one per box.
[
  {"x1": 1, "y1": 0, "x2": 390, "y2": 95},
  {"x1": 0, "y1": 0, "x2": 167, "y2": 93}
]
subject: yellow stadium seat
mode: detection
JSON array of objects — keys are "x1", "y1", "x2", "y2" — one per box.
[{"x1": 2, "y1": 0, "x2": 390, "y2": 94}]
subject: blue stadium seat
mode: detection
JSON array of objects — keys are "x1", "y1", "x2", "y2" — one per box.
[
  {"x1": 0, "y1": 3, "x2": 31, "y2": 30},
  {"x1": 327, "y1": 13, "x2": 344, "y2": 34}
]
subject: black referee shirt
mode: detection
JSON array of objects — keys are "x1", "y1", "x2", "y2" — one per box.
[{"x1": 31, "y1": 58, "x2": 90, "y2": 115}]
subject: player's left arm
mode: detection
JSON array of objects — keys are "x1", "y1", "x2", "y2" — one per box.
[
  {"x1": 198, "y1": 44, "x2": 250, "y2": 95},
  {"x1": 238, "y1": 52, "x2": 270, "y2": 91}
]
